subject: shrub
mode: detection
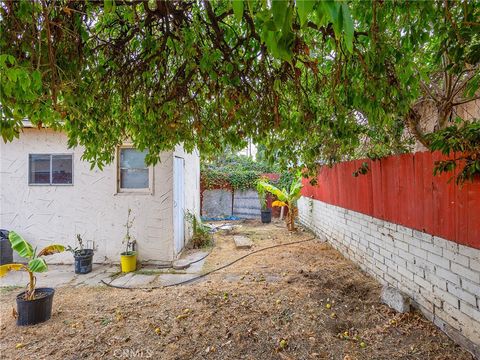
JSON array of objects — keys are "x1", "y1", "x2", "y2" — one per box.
[{"x1": 185, "y1": 212, "x2": 212, "y2": 248}]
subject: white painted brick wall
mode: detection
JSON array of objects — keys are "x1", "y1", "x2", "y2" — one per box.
[{"x1": 299, "y1": 196, "x2": 480, "y2": 357}]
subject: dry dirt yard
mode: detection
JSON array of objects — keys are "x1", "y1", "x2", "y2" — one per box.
[{"x1": 0, "y1": 220, "x2": 473, "y2": 360}]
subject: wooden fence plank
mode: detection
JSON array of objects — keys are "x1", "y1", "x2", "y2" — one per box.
[{"x1": 305, "y1": 151, "x2": 480, "y2": 249}]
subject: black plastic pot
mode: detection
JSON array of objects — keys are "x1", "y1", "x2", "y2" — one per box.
[
  {"x1": 16, "y1": 288, "x2": 55, "y2": 326},
  {"x1": 261, "y1": 209, "x2": 272, "y2": 223},
  {"x1": 0, "y1": 229, "x2": 13, "y2": 265},
  {"x1": 74, "y1": 249, "x2": 94, "y2": 274}
]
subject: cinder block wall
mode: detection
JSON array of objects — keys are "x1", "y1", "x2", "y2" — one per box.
[
  {"x1": 298, "y1": 197, "x2": 480, "y2": 357},
  {"x1": 232, "y1": 190, "x2": 261, "y2": 219}
]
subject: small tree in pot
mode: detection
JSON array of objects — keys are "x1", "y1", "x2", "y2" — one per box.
[
  {"x1": 257, "y1": 173, "x2": 303, "y2": 231},
  {"x1": 0, "y1": 231, "x2": 65, "y2": 325},
  {"x1": 256, "y1": 177, "x2": 272, "y2": 223},
  {"x1": 120, "y1": 209, "x2": 137, "y2": 273},
  {"x1": 67, "y1": 234, "x2": 95, "y2": 275}
]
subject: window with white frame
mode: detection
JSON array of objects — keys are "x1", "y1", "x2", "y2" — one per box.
[
  {"x1": 117, "y1": 147, "x2": 153, "y2": 193},
  {"x1": 29, "y1": 154, "x2": 73, "y2": 185}
]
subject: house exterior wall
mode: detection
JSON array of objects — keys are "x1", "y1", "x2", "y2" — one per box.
[
  {"x1": 0, "y1": 128, "x2": 198, "y2": 264},
  {"x1": 298, "y1": 197, "x2": 480, "y2": 357}
]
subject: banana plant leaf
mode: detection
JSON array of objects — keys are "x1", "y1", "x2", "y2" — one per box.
[
  {"x1": 0, "y1": 263, "x2": 27, "y2": 277},
  {"x1": 38, "y1": 244, "x2": 65, "y2": 257},
  {"x1": 28, "y1": 258, "x2": 48, "y2": 273},
  {"x1": 8, "y1": 231, "x2": 34, "y2": 259},
  {"x1": 272, "y1": 200, "x2": 288, "y2": 207},
  {"x1": 257, "y1": 181, "x2": 288, "y2": 202}
]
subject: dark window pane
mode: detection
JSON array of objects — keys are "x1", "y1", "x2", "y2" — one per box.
[
  {"x1": 120, "y1": 148, "x2": 148, "y2": 169},
  {"x1": 120, "y1": 168, "x2": 149, "y2": 189},
  {"x1": 29, "y1": 155, "x2": 50, "y2": 184},
  {"x1": 52, "y1": 155, "x2": 73, "y2": 184}
]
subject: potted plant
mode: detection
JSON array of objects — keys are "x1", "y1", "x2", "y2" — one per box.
[
  {"x1": 120, "y1": 209, "x2": 137, "y2": 273},
  {"x1": 0, "y1": 231, "x2": 65, "y2": 325},
  {"x1": 67, "y1": 234, "x2": 94, "y2": 274},
  {"x1": 257, "y1": 172, "x2": 303, "y2": 231},
  {"x1": 0, "y1": 229, "x2": 13, "y2": 265},
  {"x1": 256, "y1": 177, "x2": 272, "y2": 223}
]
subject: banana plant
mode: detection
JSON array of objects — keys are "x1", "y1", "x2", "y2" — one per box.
[
  {"x1": 0, "y1": 231, "x2": 65, "y2": 300},
  {"x1": 257, "y1": 172, "x2": 303, "y2": 231}
]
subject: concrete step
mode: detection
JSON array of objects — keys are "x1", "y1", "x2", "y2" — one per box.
[{"x1": 234, "y1": 235, "x2": 253, "y2": 249}]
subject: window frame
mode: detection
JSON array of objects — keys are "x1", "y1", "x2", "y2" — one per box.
[
  {"x1": 116, "y1": 145, "x2": 154, "y2": 195},
  {"x1": 28, "y1": 153, "x2": 74, "y2": 186}
]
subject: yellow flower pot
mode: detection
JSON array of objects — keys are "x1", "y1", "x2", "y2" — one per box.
[{"x1": 120, "y1": 252, "x2": 137, "y2": 273}]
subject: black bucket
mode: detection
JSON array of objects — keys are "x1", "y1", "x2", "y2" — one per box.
[
  {"x1": 16, "y1": 287, "x2": 55, "y2": 326},
  {"x1": 261, "y1": 209, "x2": 272, "y2": 223},
  {"x1": 74, "y1": 249, "x2": 94, "y2": 274},
  {"x1": 0, "y1": 229, "x2": 13, "y2": 265}
]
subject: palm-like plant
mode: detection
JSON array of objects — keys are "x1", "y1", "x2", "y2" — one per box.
[
  {"x1": 257, "y1": 173, "x2": 303, "y2": 231},
  {"x1": 0, "y1": 231, "x2": 65, "y2": 300}
]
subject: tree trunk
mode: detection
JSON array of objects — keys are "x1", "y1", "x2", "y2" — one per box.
[
  {"x1": 286, "y1": 206, "x2": 297, "y2": 231},
  {"x1": 405, "y1": 107, "x2": 430, "y2": 149},
  {"x1": 438, "y1": 102, "x2": 453, "y2": 129},
  {"x1": 27, "y1": 271, "x2": 36, "y2": 300}
]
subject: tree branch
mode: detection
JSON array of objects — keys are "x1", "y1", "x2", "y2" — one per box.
[{"x1": 452, "y1": 95, "x2": 480, "y2": 106}]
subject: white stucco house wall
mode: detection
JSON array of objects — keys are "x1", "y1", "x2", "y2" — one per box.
[{"x1": 0, "y1": 125, "x2": 200, "y2": 264}]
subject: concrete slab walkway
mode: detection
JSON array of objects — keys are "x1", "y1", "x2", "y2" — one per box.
[{"x1": 0, "y1": 250, "x2": 209, "y2": 289}]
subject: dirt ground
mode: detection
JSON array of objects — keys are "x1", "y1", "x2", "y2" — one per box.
[{"x1": 0, "y1": 220, "x2": 473, "y2": 360}]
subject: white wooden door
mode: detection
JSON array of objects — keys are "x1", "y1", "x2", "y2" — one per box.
[{"x1": 173, "y1": 156, "x2": 185, "y2": 254}]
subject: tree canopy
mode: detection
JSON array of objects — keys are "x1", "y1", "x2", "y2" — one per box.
[{"x1": 1, "y1": 0, "x2": 479, "y2": 179}]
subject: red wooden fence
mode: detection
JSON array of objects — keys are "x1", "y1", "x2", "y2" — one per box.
[{"x1": 302, "y1": 151, "x2": 480, "y2": 249}]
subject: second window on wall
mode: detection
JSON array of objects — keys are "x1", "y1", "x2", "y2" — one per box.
[{"x1": 117, "y1": 147, "x2": 152, "y2": 193}]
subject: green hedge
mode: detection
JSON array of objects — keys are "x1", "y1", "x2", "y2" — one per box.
[{"x1": 201, "y1": 154, "x2": 294, "y2": 191}]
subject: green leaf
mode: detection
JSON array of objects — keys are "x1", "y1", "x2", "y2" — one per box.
[
  {"x1": 6, "y1": 68, "x2": 17, "y2": 82},
  {"x1": 272, "y1": 0, "x2": 289, "y2": 30},
  {"x1": 0, "y1": 54, "x2": 16, "y2": 67},
  {"x1": 104, "y1": 0, "x2": 115, "y2": 13},
  {"x1": 264, "y1": 31, "x2": 280, "y2": 58},
  {"x1": 315, "y1": 1, "x2": 329, "y2": 26},
  {"x1": 273, "y1": 78, "x2": 282, "y2": 92},
  {"x1": 297, "y1": 0, "x2": 316, "y2": 27},
  {"x1": 289, "y1": 178, "x2": 303, "y2": 201},
  {"x1": 32, "y1": 70, "x2": 42, "y2": 89},
  {"x1": 277, "y1": 32, "x2": 295, "y2": 62},
  {"x1": 19, "y1": 73, "x2": 31, "y2": 91},
  {"x1": 245, "y1": 0, "x2": 254, "y2": 16},
  {"x1": 317, "y1": 0, "x2": 341, "y2": 38},
  {"x1": 8, "y1": 231, "x2": 34, "y2": 259},
  {"x1": 232, "y1": 0, "x2": 244, "y2": 22},
  {"x1": 342, "y1": 3, "x2": 354, "y2": 53},
  {"x1": 28, "y1": 258, "x2": 48, "y2": 273},
  {"x1": 257, "y1": 181, "x2": 288, "y2": 202},
  {"x1": 332, "y1": 2, "x2": 343, "y2": 40}
]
